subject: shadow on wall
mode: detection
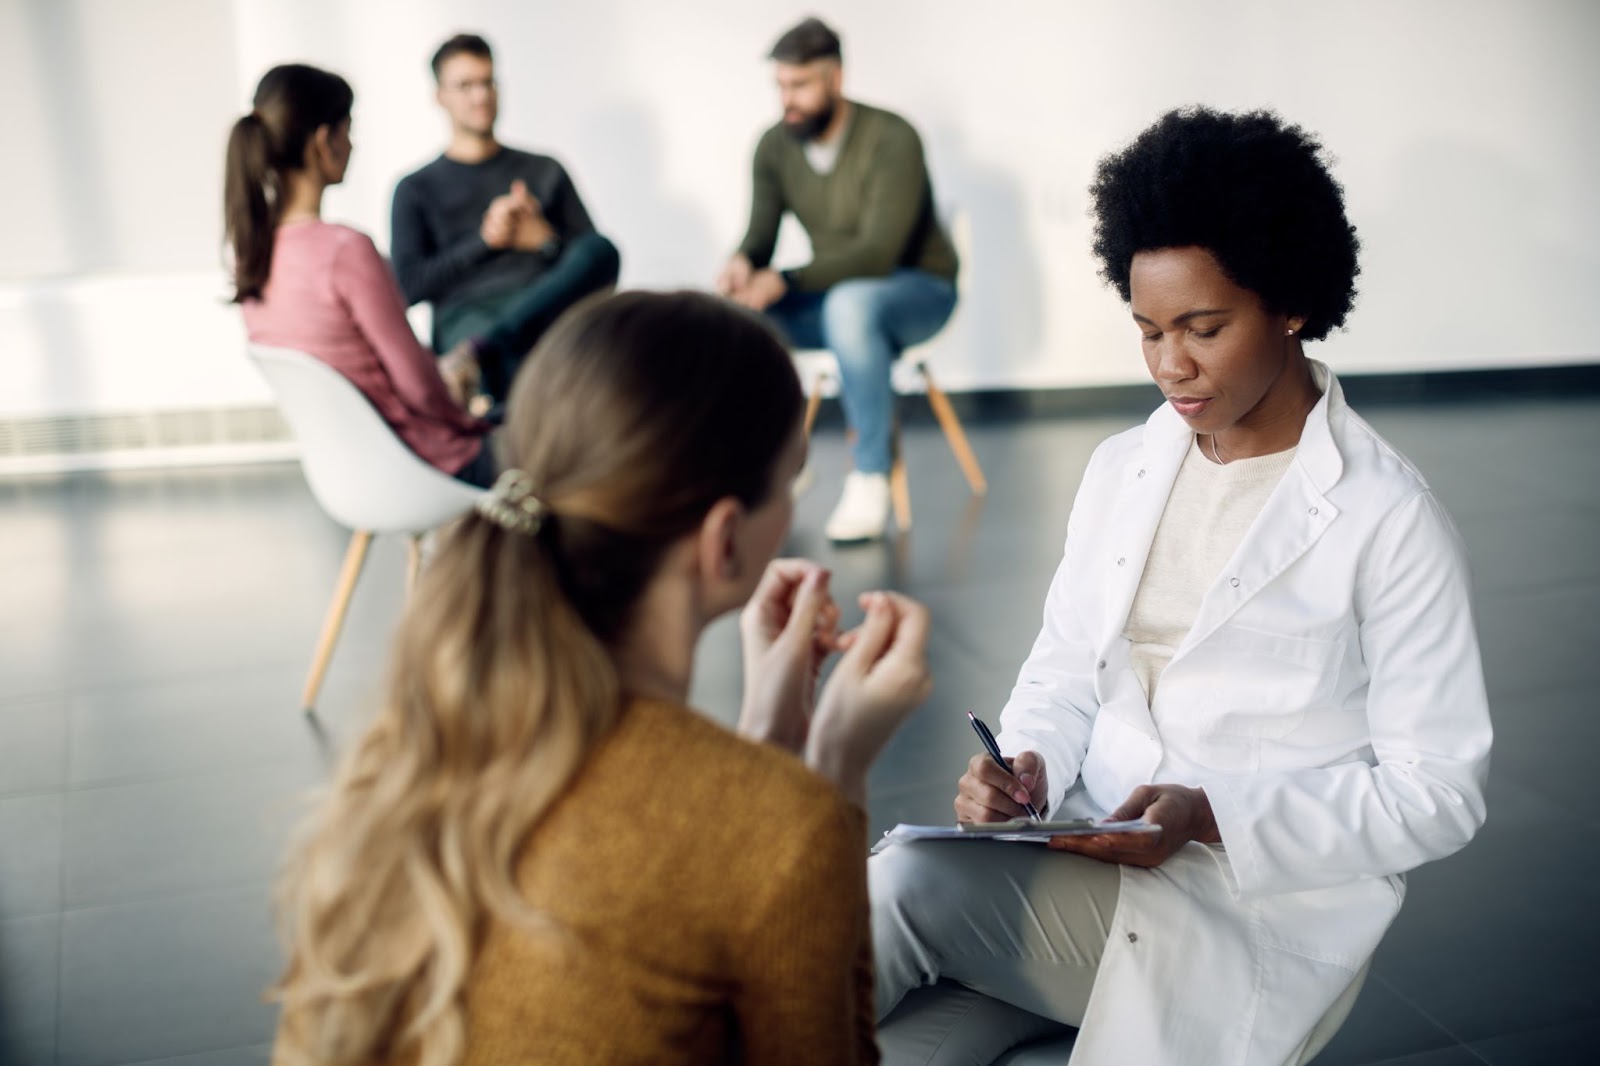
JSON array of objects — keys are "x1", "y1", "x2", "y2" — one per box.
[
  {"x1": 570, "y1": 106, "x2": 720, "y2": 291},
  {"x1": 20, "y1": 0, "x2": 118, "y2": 274},
  {"x1": 14, "y1": 289, "x2": 97, "y2": 422},
  {"x1": 18, "y1": 0, "x2": 114, "y2": 418},
  {"x1": 927, "y1": 121, "x2": 1045, "y2": 387}
]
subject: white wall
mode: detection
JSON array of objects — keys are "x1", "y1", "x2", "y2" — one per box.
[{"x1": 3, "y1": 0, "x2": 1598, "y2": 417}]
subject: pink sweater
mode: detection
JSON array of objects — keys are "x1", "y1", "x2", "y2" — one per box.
[{"x1": 242, "y1": 221, "x2": 487, "y2": 475}]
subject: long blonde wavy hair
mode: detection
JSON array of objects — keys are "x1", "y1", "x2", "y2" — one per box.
[{"x1": 271, "y1": 291, "x2": 803, "y2": 1066}]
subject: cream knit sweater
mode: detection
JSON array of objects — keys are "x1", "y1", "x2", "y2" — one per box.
[{"x1": 1125, "y1": 438, "x2": 1297, "y2": 705}]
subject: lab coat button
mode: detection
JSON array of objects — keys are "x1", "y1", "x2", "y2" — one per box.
[
  {"x1": 1097, "y1": 659, "x2": 1107, "y2": 669},
  {"x1": 1137, "y1": 469, "x2": 1146, "y2": 478},
  {"x1": 1127, "y1": 932, "x2": 1139, "y2": 943},
  {"x1": 1117, "y1": 557, "x2": 1126, "y2": 566},
  {"x1": 1309, "y1": 506, "x2": 1319, "y2": 516},
  {"x1": 1229, "y1": 577, "x2": 1241, "y2": 588}
]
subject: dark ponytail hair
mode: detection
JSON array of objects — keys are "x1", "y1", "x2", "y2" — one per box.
[{"x1": 224, "y1": 64, "x2": 353, "y2": 303}]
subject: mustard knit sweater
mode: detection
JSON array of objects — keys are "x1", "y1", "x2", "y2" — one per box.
[{"x1": 423, "y1": 698, "x2": 875, "y2": 1064}]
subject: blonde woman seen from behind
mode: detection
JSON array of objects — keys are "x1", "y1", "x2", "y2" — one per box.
[{"x1": 271, "y1": 290, "x2": 929, "y2": 1065}]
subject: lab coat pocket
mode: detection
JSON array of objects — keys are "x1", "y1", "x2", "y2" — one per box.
[
  {"x1": 1198, "y1": 626, "x2": 1343, "y2": 742},
  {"x1": 1254, "y1": 877, "x2": 1400, "y2": 969}
]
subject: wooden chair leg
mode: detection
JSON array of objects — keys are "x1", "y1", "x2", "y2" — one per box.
[
  {"x1": 890, "y1": 455, "x2": 912, "y2": 532},
  {"x1": 919, "y1": 362, "x2": 988, "y2": 496},
  {"x1": 407, "y1": 534, "x2": 423, "y2": 597},
  {"x1": 301, "y1": 530, "x2": 373, "y2": 714},
  {"x1": 802, "y1": 372, "x2": 828, "y2": 438}
]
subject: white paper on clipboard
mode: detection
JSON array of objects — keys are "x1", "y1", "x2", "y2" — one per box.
[{"x1": 872, "y1": 818, "x2": 1160, "y2": 853}]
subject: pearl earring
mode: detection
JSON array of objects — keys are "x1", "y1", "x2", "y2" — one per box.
[{"x1": 1286, "y1": 329, "x2": 1296, "y2": 336}]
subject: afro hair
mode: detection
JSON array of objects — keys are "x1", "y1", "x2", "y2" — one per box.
[{"x1": 1088, "y1": 106, "x2": 1360, "y2": 341}]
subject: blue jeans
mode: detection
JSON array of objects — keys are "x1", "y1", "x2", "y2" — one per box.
[
  {"x1": 764, "y1": 269, "x2": 957, "y2": 475},
  {"x1": 434, "y1": 232, "x2": 621, "y2": 402}
]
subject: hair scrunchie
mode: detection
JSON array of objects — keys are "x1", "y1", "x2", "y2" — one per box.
[{"x1": 475, "y1": 469, "x2": 548, "y2": 536}]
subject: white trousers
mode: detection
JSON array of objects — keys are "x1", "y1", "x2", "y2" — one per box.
[
  {"x1": 870, "y1": 840, "x2": 1119, "y2": 1065},
  {"x1": 869, "y1": 840, "x2": 1368, "y2": 1066}
]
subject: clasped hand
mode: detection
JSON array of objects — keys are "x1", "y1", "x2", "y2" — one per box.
[
  {"x1": 715, "y1": 254, "x2": 787, "y2": 312},
  {"x1": 480, "y1": 179, "x2": 556, "y2": 252},
  {"x1": 955, "y1": 753, "x2": 1220, "y2": 868},
  {"x1": 737, "y1": 559, "x2": 933, "y2": 805}
]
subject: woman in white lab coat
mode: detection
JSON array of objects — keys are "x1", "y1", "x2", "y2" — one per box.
[{"x1": 869, "y1": 107, "x2": 1492, "y2": 1066}]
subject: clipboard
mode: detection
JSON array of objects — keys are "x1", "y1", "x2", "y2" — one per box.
[{"x1": 873, "y1": 818, "x2": 1160, "y2": 852}]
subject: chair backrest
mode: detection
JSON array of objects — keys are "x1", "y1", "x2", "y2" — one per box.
[{"x1": 248, "y1": 344, "x2": 484, "y2": 533}]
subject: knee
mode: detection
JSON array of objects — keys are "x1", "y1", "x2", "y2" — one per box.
[
  {"x1": 869, "y1": 845, "x2": 953, "y2": 934},
  {"x1": 588, "y1": 234, "x2": 622, "y2": 283},
  {"x1": 820, "y1": 280, "x2": 890, "y2": 356},
  {"x1": 563, "y1": 232, "x2": 617, "y2": 284}
]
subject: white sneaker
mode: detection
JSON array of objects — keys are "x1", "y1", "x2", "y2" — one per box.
[{"x1": 825, "y1": 471, "x2": 891, "y2": 542}]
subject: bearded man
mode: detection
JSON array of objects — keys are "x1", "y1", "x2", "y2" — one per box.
[{"x1": 717, "y1": 17, "x2": 958, "y2": 543}]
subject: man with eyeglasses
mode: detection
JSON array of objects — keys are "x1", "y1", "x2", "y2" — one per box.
[{"x1": 392, "y1": 33, "x2": 620, "y2": 410}]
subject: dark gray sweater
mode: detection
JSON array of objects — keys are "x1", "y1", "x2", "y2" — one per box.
[{"x1": 390, "y1": 147, "x2": 596, "y2": 309}]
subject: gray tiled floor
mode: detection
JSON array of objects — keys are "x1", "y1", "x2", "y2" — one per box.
[{"x1": 1, "y1": 391, "x2": 1597, "y2": 1065}]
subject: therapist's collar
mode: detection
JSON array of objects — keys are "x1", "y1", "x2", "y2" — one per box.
[
  {"x1": 1143, "y1": 358, "x2": 1346, "y2": 491},
  {"x1": 1299, "y1": 359, "x2": 1344, "y2": 491}
]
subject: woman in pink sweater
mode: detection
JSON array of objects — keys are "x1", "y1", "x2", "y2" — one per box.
[{"x1": 224, "y1": 64, "x2": 496, "y2": 486}]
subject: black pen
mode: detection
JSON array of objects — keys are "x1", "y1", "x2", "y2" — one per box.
[{"x1": 966, "y1": 710, "x2": 1042, "y2": 821}]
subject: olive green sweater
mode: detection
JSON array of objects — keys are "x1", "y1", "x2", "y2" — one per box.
[{"x1": 737, "y1": 101, "x2": 958, "y2": 291}]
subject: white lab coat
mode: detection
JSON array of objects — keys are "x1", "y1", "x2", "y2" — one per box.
[{"x1": 995, "y1": 362, "x2": 1492, "y2": 1066}]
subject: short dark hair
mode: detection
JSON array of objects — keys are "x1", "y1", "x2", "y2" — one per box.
[
  {"x1": 769, "y1": 17, "x2": 842, "y2": 65},
  {"x1": 431, "y1": 33, "x2": 493, "y2": 81},
  {"x1": 1088, "y1": 106, "x2": 1361, "y2": 342}
]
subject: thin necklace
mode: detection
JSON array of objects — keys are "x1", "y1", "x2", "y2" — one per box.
[{"x1": 1207, "y1": 433, "x2": 1230, "y2": 465}]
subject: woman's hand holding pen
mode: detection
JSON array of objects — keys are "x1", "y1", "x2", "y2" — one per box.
[
  {"x1": 807, "y1": 591, "x2": 934, "y2": 808},
  {"x1": 736, "y1": 560, "x2": 842, "y2": 753},
  {"x1": 955, "y1": 750, "x2": 1049, "y2": 823},
  {"x1": 1046, "y1": 783, "x2": 1220, "y2": 867}
]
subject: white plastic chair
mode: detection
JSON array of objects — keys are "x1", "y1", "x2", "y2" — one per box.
[
  {"x1": 248, "y1": 344, "x2": 486, "y2": 713},
  {"x1": 793, "y1": 210, "x2": 987, "y2": 533}
]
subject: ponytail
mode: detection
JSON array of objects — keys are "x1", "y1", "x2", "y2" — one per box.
[
  {"x1": 224, "y1": 112, "x2": 278, "y2": 303},
  {"x1": 272, "y1": 292, "x2": 803, "y2": 1066},
  {"x1": 273, "y1": 511, "x2": 623, "y2": 1066},
  {"x1": 223, "y1": 65, "x2": 353, "y2": 304}
]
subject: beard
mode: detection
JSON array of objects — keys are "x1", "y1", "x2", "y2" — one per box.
[{"x1": 783, "y1": 98, "x2": 837, "y2": 142}]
